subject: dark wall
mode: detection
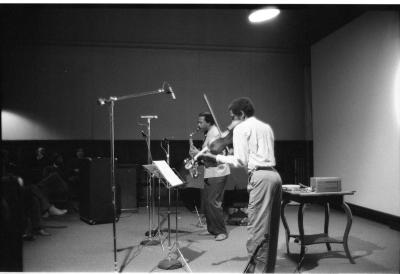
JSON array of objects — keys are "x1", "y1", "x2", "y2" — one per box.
[
  {"x1": 2, "y1": 6, "x2": 307, "y2": 141},
  {"x1": 2, "y1": 44, "x2": 306, "y2": 141}
]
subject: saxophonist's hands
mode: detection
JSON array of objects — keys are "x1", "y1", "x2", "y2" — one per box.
[{"x1": 189, "y1": 145, "x2": 199, "y2": 158}]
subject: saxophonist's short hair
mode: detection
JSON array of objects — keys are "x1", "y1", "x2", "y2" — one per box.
[{"x1": 198, "y1": 112, "x2": 215, "y2": 125}]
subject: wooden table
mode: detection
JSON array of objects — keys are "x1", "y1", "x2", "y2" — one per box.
[{"x1": 280, "y1": 190, "x2": 356, "y2": 270}]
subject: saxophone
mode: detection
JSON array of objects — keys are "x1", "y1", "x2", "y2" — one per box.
[{"x1": 184, "y1": 130, "x2": 199, "y2": 178}]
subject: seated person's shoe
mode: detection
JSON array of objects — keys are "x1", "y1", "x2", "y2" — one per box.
[
  {"x1": 215, "y1": 233, "x2": 227, "y2": 241},
  {"x1": 22, "y1": 233, "x2": 36, "y2": 241},
  {"x1": 34, "y1": 228, "x2": 51, "y2": 236},
  {"x1": 48, "y1": 205, "x2": 68, "y2": 216}
]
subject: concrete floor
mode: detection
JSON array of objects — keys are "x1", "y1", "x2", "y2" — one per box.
[{"x1": 23, "y1": 205, "x2": 400, "y2": 273}]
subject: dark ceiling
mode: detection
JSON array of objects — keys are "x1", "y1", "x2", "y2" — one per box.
[{"x1": 1, "y1": 4, "x2": 398, "y2": 50}]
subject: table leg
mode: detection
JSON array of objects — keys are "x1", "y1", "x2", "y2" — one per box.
[
  {"x1": 324, "y1": 203, "x2": 332, "y2": 251},
  {"x1": 297, "y1": 203, "x2": 305, "y2": 270},
  {"x1": 342, "y1": 202, "x2": 355, "y2": 264},
  {"x1": 280, "y1": 199, "x2": 290, "y2": 254}
]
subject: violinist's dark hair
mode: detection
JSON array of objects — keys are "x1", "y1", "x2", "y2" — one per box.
[
  {"x1": 198, "y1": 112, "x2": 215, "y2": 125},
  {"x1": 228, "y1": 97, "x2": 255, "y2": 117}
]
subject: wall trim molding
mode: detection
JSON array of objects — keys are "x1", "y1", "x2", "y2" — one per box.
[
  {"x1": 343, "y1": 203, "x2": 400, "y2": 231},
  {"x1": 4, "y1": 39, "x2": 299, "y2": 55}
]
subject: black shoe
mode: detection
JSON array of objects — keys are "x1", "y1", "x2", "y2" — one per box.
[{"x1": 22, "y1": 233, "x2": 36, "y2": 241}]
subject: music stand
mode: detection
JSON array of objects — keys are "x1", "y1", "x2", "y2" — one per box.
[{"x1": 144, "y1": 161, "x2": 190, "y2": 271}]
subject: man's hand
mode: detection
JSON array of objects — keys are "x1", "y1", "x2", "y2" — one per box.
[
  {"x1": 189, "y1": 145, "x2": 199, "y2": 158},
  {"x1": 201, "y1": 152, "x2": 217, "y2": 161}
]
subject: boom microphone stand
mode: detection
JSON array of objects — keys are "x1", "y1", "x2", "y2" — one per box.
[{"x1": 97, "y1": 82, "x2": 176, "y2": 272}]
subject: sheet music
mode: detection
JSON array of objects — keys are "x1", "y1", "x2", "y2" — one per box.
[{"x1": 153, "y1": 160, "x2": 184, "y2": 187}]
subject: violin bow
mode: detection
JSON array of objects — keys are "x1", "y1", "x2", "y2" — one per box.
[
  {"x1": 193, "y1": 94, "x2": 224, "y2": 161},
  {"x1": 203, "y1": 94, "x2": 223, "y2": 135}
]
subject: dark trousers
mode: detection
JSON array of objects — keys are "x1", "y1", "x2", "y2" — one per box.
[
  {"x1": 29, "y1": 185, "x2": 51, "y2": 214},
  {"x1": 203, "y1": 176, "x2": 228, "y2": 235},
  {"x1": 37, "y1": 172, "x2": 69, "y2": 204},
  {"x1": 23, "y1": 185, "x2": 51, "y2": 232}
]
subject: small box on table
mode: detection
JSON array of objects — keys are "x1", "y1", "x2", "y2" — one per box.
[{"x1": 310, "y1": 177, "x2": 341, "y2": 192}]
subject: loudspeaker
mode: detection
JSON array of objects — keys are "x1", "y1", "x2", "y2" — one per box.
[
  {"x1": 79, "y1": 158, "x2": 121, "y2": 225},
  {"x1": 117, "y1": 164, "x2": 138, "y2": 212}
]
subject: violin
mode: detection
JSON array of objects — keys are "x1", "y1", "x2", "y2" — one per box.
[
  {"x1": 194, "y1": 94, "x2": 240, "y2": 161},
  {"x1": 208, "y1": 124, "x2": 233, "y2": 155}
]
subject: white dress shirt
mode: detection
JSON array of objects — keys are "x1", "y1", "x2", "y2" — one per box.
[
  {"x1": 203, "y1": 125, "x2": 230, "y2": 178},
  {"x1": 216, "y1": 116, "x2": 276, "y2": 172}
]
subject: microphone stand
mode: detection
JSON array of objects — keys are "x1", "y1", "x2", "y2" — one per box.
[
  {"x1": 97, "y1": 84, "x2": 171, "y2": 272},
  {"x1": 160, "y1": 140, "x2": 172, "y2": 247},
  {"x1": 140, "y1": 116, "x2": 161, "y2": 247},
  {"x1": 110, "y1": 100, "x2": 118, "y2": 273},
  {"x1": 98, "y1": 89, "x2": 164, "y2": 106}
]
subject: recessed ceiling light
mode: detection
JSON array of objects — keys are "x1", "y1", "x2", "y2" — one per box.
[{"x1": 248, "y1": 7, "x2": 280, "y2": 23}]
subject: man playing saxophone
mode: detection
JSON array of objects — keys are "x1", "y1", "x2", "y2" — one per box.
[{"x1": 189, "y1": 112, "x2": 230, "y2": 241}]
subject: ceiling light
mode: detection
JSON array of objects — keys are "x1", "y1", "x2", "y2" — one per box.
[{"x1": 248, "y1": 7, "x2": 280, "y2": 23}]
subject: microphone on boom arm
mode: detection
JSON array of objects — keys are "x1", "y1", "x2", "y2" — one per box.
[{"x1": 163, "y1": 82, "x2": 176, "y2": 100}]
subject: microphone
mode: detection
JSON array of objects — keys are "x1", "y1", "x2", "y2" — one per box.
[
  {"x1": 140, "y1": 115, "x2": 158, "y2": 119},
  {"x1": 97, "y1": 97, "x2": 116, "y2": 106},
  {"x1": 97, "y1": 98, "x2": 106, "y2": 106},
  {"x1": 164, "y1": 83, "x2": 176, "y2": 100},
  {"x1": 141, "y1": 130, "x2": 147, "y2": 138}
]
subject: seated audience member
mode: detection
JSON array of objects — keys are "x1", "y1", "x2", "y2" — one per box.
[
  {"x1": 38, "y1": 153, "x2": 70, "y2": 207},
  {"x1": 23, "y1": 182, "x2": 67, "y2": 239},
  {"x1": 1, "y1": 149, "x2": 17, "y2": 175},
  {"x1": 22, "y1": 180, "x2": 51, "y2": 239},
  {"x1": 43, "y1": 153, "x2": 69, "y2": 180},
  {"x1": 28, "y1": 147, "x2": 51, "y2": 184},
  {"x1": 1, "y1": 151, "x2": 67, "y2": 241},
  {"x1": 0, "y1": 174, "x2": 23, "y2": 271}
]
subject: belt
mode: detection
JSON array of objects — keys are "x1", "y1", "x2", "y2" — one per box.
[
  {"x1": 248, "y1": 166, "x2": 275, "y2": 176},
  {"x1": 254, "y1": 166, "x2": 274, "y2": 171}
]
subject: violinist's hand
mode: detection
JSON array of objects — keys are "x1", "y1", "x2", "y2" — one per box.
[{"x1": 201, "y1": 152, "x2": 217, "y2": 162}]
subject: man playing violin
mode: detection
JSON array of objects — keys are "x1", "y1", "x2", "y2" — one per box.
[
  {"x1": 201, "y1": 98, "x2": 282, "y2": 272},
  {"x1": 189, "y1": 112, "x2": 230, "y2": 241}
]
